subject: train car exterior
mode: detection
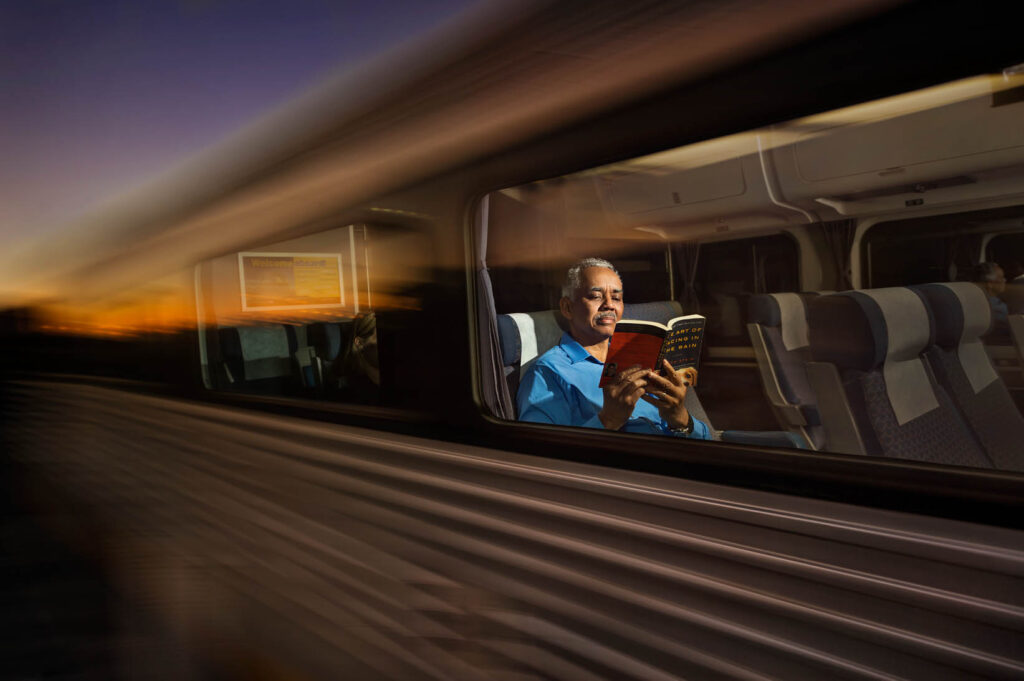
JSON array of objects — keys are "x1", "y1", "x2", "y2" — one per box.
[{"x1": 3, "y1": 1, "x2": 1024, "y2": 679}]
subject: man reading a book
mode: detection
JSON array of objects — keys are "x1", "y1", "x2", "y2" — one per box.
[{"x1": 517, "y1": 257, "x2": 711, "y2": 439}]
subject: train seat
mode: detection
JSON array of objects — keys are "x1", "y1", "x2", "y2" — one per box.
[
  {"x1": 307, "y1": 320, "x2": 355, "y2": 384},
  {"x1": 218, "y1": 324, "x2": 298, "y2": 393},
  {"x1": 496, "y1": 310, "x2": 568, "y2": 392},
  {"x1": 622, "y1": 300, "x2": 684, "y2": 323},
  {"x1": 307, "y1": 321, "x2": 348, "y2": 363},
  {"x1": 497, "y1": 301, "x2": 807, "y2": 447},
  {"x1": 806, "y1": 288, "x2": 991, "y2": 467},
  {"x1": 914, "y1": 283, "x2": 1024, "y2": 471},
  {"x1": 288, "y1": 324, "x2": 319, "y2": 388},
  {"x1": 747, "y1": 293, "x2": 823, "y2": 449}
]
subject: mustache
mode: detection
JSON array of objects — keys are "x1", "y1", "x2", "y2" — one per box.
[{"x1": 595, "y1": 312, "x2": 617, "y2": 320}]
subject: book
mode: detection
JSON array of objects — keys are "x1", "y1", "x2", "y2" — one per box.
[{"x1": 598, "y1": 315, "x2": 705, "y2": 387}]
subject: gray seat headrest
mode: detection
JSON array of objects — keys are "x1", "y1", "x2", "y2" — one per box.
[
  {"x1": 915, "y1": 282, "x2": 998, "y2": 394},
  {"x1": 810, "y1": 288, "x2": 939, "y2": 425}
]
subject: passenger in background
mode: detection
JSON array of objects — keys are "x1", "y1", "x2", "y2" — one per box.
[
  {"x1": 1001, "y1": 261, "x2": 1024, "y2": 314},
  {"x1": 518, "y1": 258, "x2": 710, "y2": 439},
  {"x1": 327, "y1": 312, "x2": 380, "y2": 403},
  {"x1": 975, "y1": 262, "x2": 1009, "y2": 324},
  {"x1": 974, "y1": 262, "x2": 1010, "y2": 342}
]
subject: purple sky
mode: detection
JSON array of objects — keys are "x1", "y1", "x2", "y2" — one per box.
[{"x1": 0, "y1": 0, "x2": 482, "y2": 244}]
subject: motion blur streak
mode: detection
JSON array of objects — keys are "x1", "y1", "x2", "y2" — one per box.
[
  {"x1": 1, "y1": 0, "x2": 895, "y2": 306},
  {"x1": 6, "y1": 380, "x2": 1023, "y2": 680}
]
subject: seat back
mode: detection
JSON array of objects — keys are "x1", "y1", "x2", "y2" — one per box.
[
  {"x1": 308, "y1": 321, "x2": 349, "y2": 364},
  {"x1": 307, "y1": 320, "x2": 358, "y2": 389},
  {"x1": 747, "y1": 292, "x2": 823, "y2": 449},
  {"x1": 623, "y1": 300, "x2": 685, "y2": 325},
  {"x1": 807, "y1": 287, "x2": 991, "y2": 467},
  {"x1": 915, "y1": 283, "x2": 1024, "y2": 471},
  {"x1": 497, "y1": 310, "x2": 568, "y2": 384},
  {"x1": 218, "y1": 324, "x2": 297, "y2": 393}
]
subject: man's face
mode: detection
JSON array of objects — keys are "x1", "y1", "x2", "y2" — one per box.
[{"x1": 561, "y1": 266, "x2": 624, "y2": 346}]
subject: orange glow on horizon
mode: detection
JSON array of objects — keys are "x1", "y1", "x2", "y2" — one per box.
[{"x1": 31, "y1": 275, "x2": 421, "y2": 339}]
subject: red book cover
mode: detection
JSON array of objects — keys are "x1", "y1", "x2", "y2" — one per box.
[{"x1": 599, "y1": 315, "x2": 705, "y2": 387}]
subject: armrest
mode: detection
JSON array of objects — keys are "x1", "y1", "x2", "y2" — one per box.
[{"x1": 719, "y1": 430, "x2": 808, "y2": 449}]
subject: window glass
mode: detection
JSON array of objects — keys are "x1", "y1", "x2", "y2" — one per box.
[
  {"x1": 198, "y1": 223, "x2": 430, "y2": 406},
  {"x1": 696, "y1": 234, "x2": 799, "y2": 348},
  {"x1": 862, "y1": 207, "x2": 1024, "y2": 348},
  {"x1": 863, "y1": 213, "x2": 1003, "y2": 288},
  {"x1": 986, "y1": 233, "x2": 1024, "y2": 279},
  {"x1": 481, "y1": 70, "x2": 1024, "y2": 472}
]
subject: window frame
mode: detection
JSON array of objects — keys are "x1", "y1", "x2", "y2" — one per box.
[{"x1": 459, "y1": 4, "x2": 1024, "y2": 528}]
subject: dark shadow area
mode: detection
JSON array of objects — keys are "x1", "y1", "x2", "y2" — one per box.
[
  {"x1": 0, "y1": 434, "x2": 119, "y2": 679},
  {"x1": 0, "y1": 322, "x2": 229, "y2": 681}
]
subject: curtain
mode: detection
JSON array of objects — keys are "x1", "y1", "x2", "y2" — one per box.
[
  {"x1": 945, "y1": 235, "x2": 985, "y2": 282},
  {"x1": 673, "y1": 241, "x2": 701, "y2": 313},
  {"x1": 820, "y1": 218, "x2": 856, "y2": 290},
  {"x1": 474, "y1": 195, "x2": 516, "y2": 419},
  {"x1": 961, "y1": 233, "x2": 987, "y2": 280}
]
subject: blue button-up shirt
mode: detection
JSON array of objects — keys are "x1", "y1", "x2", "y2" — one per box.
[{"x1": 517, "y1": 333, "x2": 711, "y2": 439}]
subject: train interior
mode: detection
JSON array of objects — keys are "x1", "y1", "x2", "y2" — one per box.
[
  {"x1": 481, "y1": 70, "x2": 1024, "y2": 469},
  {"x1": 158, "y1": 69, "x2": 1024, "y2": 473},
  {"x1": 194, "y1": 221, "x2": 433, "y2": 405},
  {"x1": 5, "y1": 7, "x2": 1024, "y2": 681}
]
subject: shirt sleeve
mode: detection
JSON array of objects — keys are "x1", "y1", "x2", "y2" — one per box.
[
  {"x1": 518, "y1": 364, "x2": 604, "y2": 429},
  {"x1": 688, "y1": 416, "x2": 712, "y2": 440},
  {"x1": 992, "y1": 298, "x2": 1009, "y2": 323}
]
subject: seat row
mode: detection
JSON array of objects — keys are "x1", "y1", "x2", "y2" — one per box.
[
  {"x1": 215, "y1": 321, "x2": 354, "y2": 394},
  {"x1": 497, "y1": 301, "x2": 804, "y2": 448},
  {"x1": 748, "y1": 283, "x2": 1024, "y2": 470}
]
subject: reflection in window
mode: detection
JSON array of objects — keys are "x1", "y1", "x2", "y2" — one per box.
[
  {"x1": 197, "y1": 223, "x2": 429, "y2": 406},
  {"x1": 479, "y1": 71, "x2": 1024, "y2": 472}
]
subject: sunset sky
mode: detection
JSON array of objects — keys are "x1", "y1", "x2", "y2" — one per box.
[{"x1": 0, "y1": 0, "x2": 482, "y2": 251}]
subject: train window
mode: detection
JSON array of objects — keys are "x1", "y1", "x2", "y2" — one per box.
[
  {"x1": 196, "y1": 223, "x2": 431, "y2": 406},
  {"x1": 863, "y1": 219, "x2": 974, "y2": 288},
  {"x1": 862, "y1": 208, "x2": 1024, "y2": 288},
  {"x1": 478, "y1": 69, "x2": 1024, "y2": 472},
  {"x1": 696, "y1": 234, "x2": 799, "y2": 347},
  {"x1": 862, "y1": 207, "x2": 1024, "y2": 349},
  {"x1": 986, "y1": 233, "x2": 1024, "y2": 278}
]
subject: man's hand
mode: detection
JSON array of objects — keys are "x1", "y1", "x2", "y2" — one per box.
[
  {"x1": 599, "y1": 365, "x2": 648, "y2": 430},
  {"x1": 641, "y1": 359, "x2": 694, "y2": 430}
]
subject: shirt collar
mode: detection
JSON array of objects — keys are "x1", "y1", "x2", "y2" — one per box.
[{"x1": 559, "y1": 332, "x2": 603, "y2": 364}]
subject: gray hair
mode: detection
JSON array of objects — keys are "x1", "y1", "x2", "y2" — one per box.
[
  {"x1": 976, "y1": 261, "x2": 1004, "y2": 283},
  {"x1": 562, "y1": 257, "x2": 619, "y2": 297}
]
